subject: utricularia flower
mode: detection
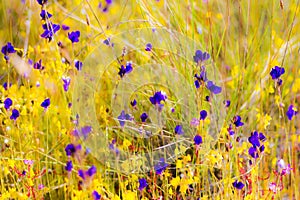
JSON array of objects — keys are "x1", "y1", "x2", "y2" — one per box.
[
  {"x1": 4, "y1": 98, "x2": 13, "y2": 110},
  {"x1": 138, "y1": 178, "x2": 148, "y2": 191},
  {"x1": 193, "y1": 50, "x2": 210, "y2": 63},
  {"x1": 145, "y1": 43, "x2": 152, "y2": 51},
  {"x1": 41, "y1": 98, "x2": 50, "y2": 109},
  {"x1": 118, "y1": 62, "x2": 133, "y2": 78},
  {"x1": 270, "y1": 66, "x2": 285, "y2": 86},
  {"x1": 200, "y1": 110, "x2": 207, "y2": 120},
  {"x1": 40, "y1": 10, "x2": 52, "y2": 20},
  {"x1": 149, "y1": 91, "x2": 167, "y2": 105},
  {"x1": 248, "y1": 131, "x2": 266, "y2": 159},
  {"x1": 75, "y1": 60, "x2": 83, "y2": 71},
  {"x1": 286, "y1": 104, "x2": 297, "y2": 120},
  {"x1": 1, "y1": 42, "x2": 16, "y2": 60},
  {"x1": 233, "y1": 115, "x2": 244, "y2": 127},
  {"x1": 68, "y1": 31, "x2": 80, "y2": 43},
  {"x1": 92, "y1": 190, "x2": 101, "y2": 200},
  {"x1": 40, "y1": 23, "x2": 60, "y2": 41},
  {"x1": 78, "y1": 165, "x2": 97, "y2": 180},
  {"x1": 232, "y1": 180, "x2": 245, "y2": 190},
  {"x1": 175, "y1": 125, "x2": 184, "y2": 135},
  {"x1": 194, "y1": 135, "x2": 203, "y2": 145},
  {"x1": 65, "y1": 161, "x2": 73, "y2": 171},
  {"x1": 140, "y1": 112, "x2": 148, "y2": 122},
  {"x1": 62, "y1": 76, "x2": 71, "y2": 92},
  {"x1": 154, "y1": 158, "x2": 168, "y2": 175},
  {"x1": 10, "y1": 109, "x2": 20, "y2": 120},
  {"x1": 118, "y1": 110, "x2": 132, "y2": 127}
]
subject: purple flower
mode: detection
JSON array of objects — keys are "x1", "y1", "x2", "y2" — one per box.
[
  {"x1": 1, "y1": 42, "x2": 16, "y2": 60},
  {"x1": 106, "y1": 0, "x2": 113, "y2": 4},
  {"x1": 61, "y1": 24, "x2": 70, "y2": 31},
  {"x1": 37, "y1": 0, "x2": 48, "y2": 5},
  {"x1": 286, "y1": 105, "x2": 297, "y2": 120},
  {"x1": 149, "y1": 91, "x2": 167, "y2": 105},
  {"x1": 270, "y1": 66, "x2": 285, "y2": 80},
  {"x1": 138, "y1": 178, "x2": 148, "y2": 190},
  {"x1": 80, "y1": 126, "x2": 92, "y2": 139},
  {"x1": 92, "y1": 190, "x2": 101, "y2": 200},
  {"x1": 190, "y1": 118, "x2": 200, "y2": 127},
  {"x1": 65, "y1": 161, "x2": 73, "y2": 171},
  {"x1": 33, "y1": 59, "x2": 45, "y2": 70},
  {"x1": 40, "y1": 10, "x2": 52, "y2": 20},
  {"x1": 41, "y1": 98, "x2": 50, "y2": 109},
  {"x1": 248, "y1": 131, "x2": 260, "y2": 148},
  {"x1": 87, "y1": 165, "x2": 97, "y2": 176},
  {"x1": 75, "y1": 60, "x2": 83, "y2": 71},
  {"x1": 175, "y1": 125, "x2": 184, "y2": 135},
  {"x1": 206, "y1": 81, "x2": 222, "y2": 94},
  {"x1": 224, "y1": 100, "x2": 230, "y2": 107},
  {"x1": 10, "y1": 109, "x2": 19, "y2": 120},
  {"x1": 118, "y1": 62, "x2": 133, "y2": 78},
  {"x1": 233, "y1": 115, "x2": 244, "y2": 127},
  {"x1": 140, "y1": 112, "x2": 148, "y2": 122},
  {"x1": 194, "y1": 135, "x2": 203, "y2": 145},
  {"x1": 145, "y1": 43, "x2": 152, "y2": 51},
  {"x1": 62, "y1": 77, "x2": 71, "y2": 92},
  {"x1": 103, "y1": 37, "x2": 111, "y2": 46},
  {"x1": 130, "y1": 99, "x2": 137, "y2": 107},
  {"x1": 3, "y1": 82, "x2": 12, "y2": 90},
  {"x1": 200, "y1": 110, "x2": 207, "y2": 120},
  {"x1": 205, "y1": 95, "x2": 210, "y2": 102},
  {"x1": 248, "y1": 146, "x2": 259, "y2": 158},
  {"x1": 4, "y1": 98, "x2": 13, "y2": 110},
  {"x1": 193, "y1": 50, "x2": 210, "y2": 63},
  {"x1": 41, "y1": 23, "x2": 60, "y2": 41},
  {"x1": 118, "y1": 110, "x2": 132, "y2": 127},
  {"x1": 227, "y1": 124, "x2": 235, "y2": 136},
  {"x1": 65, "y1": 143, "x2": 76, "y2": 156},
  {"x1": 78, "y1": 169, "x2": 85, "y2": 179},
  {"x1": 154, "y1": 158, "x2": 168, "y2": 175},
  {"x1": 232, "y1": 180, "x2": 245, "y2": 189},
  {"x1": 68, "y1": 31, "x2": 80, "y2": 43}
]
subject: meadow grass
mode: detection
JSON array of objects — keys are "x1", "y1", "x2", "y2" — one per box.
[{"x1": 0, "y1": 0, "x2": 299, "y2": 199}]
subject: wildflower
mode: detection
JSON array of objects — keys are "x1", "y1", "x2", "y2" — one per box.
[
  {"x1": 286, "y1": 105, "x2": 297, "y2": 120},
  {"x1": 224, "y1": 100, "x2": 230, "y2": 107},
  {"x1": 149, "y1": 91, "x2": 167, "y2": 105},
  {"x1": 200, "y1": 110, "x2": 207, "y2": 120},
  {"x1": 194, "y1": 135, "x2": 202, "y2": 145},
  {"x1": 270, "y1": 66, "x2": 285, "y2": 80},
  {"x1": 41, "y1": 98, "x2": 50, "y2": 109},
  {"x1": 140, "y1": 112, "x2": 148, "y2": 122},
  {"x1": 194, "y1": 67, "x2": 207, "y2": 88},
  {"x1": 171, "y1": 107, "x2": 175, "y2": 112},
  {"x1": 92, "y1": 190, "x2": 101, "y2": 200},
  {"x1": 65, "y1": 144, "x2": 76, "y2": 156},
  {"x1": 1, "y1": 42, "x2": 16, "y2": 60},
  {"x1": 248, "y1": 131, "x2": 266, "y2": 158},
  {"x1": 75, "y1": 60, "x2": 83, "y2": 71},
  {"x1": 118, "y1": 62, "x2": 133, "y2": 78},
  {"x1": 277, "y1": 159, "x2": 293, "y2": 175},
  {"x1": 138, "y1": 178, "x2": 148, "y2": 191},
  {"x1": 269, "y1": 182, "x2": 278, "y2": 194},
  {"x1": 227, "y1": 124, "x2": 235, "y2": 136},
  {"x1": 61, "y1": 24, "x2": 70, "y2": 31},
  {"x1": 24, "y1": 160, "x2": 34, "y2": 165},
  {"x1": 145, "y1": 43, "x2": 152, "y2": 51},
  {"x1": 103, "y1": 37, "x2": 111, "y2": 45},
  {"x1": 62, "y1": 76, "x2": 71, "y2": 92},
  {"x1": 130, "y1": 99, "x2": 137, "y2": 107},
  {"x1": 37, "y1": 0, "x2": 48, "y2": 5},
  {"x1": 106, "y1": 0, "x2": 112, "y2": 4},
  {"x1": 193, "y1": 50, "x2": 210, "y2": 63},
  {"x1": 206, "y1": 81, "x2": 222, "y2": 94},
  {"x1": 40, "y1": 10, "x2": 52, "y2": 20},
  {"x1": 175, "y1": 125, "x2": 184, "y2": 135},
  {"x1": 3, "y1": 82, "x2": 12, "y2": 90},
  {"x1": 4, "y1": 98, "x2": 13, "y2": 110},
  {"x1": 78, "y1": 165, "x2": 97, "y2": 180},
  {"x1": 154, "y1": 158, "x2": 168, "y2": 175},
  {"x1": 65, "y1": 161, "x2": 73, "y2": 171},
  {"x1": 248, "y1": 131, "x2": 261, "y2": 148},
  {"x1": 38, "y1": 184, "x2": 44, "y2": 190},
  {"x1": 40, "y1": 23, "x2": 60, "y2": 41},
  {"x1": 10, "y1": 109, "x2": 19, "y2": 120},
  {"x1": 233, "y1": 115, "x2": 244, "y2": 127},
  {"x1": 248, "y1": 147, "x2": 259, "y2": 158},
  {"x1": 33, "y1": 59, "x2": 45, "y2": 70},
  {"x1": 68, "y1": 31, "x2": 80, "y2": 43},
  {"x1": 190, "y1": 118, "x2": 200, "y2": 127},
  {"x1": 117, "y1": 110, "x2": 132, "y2": 127},
  {"x1": 232, "y1": 180, "x2": 245, "y2": 189}
]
